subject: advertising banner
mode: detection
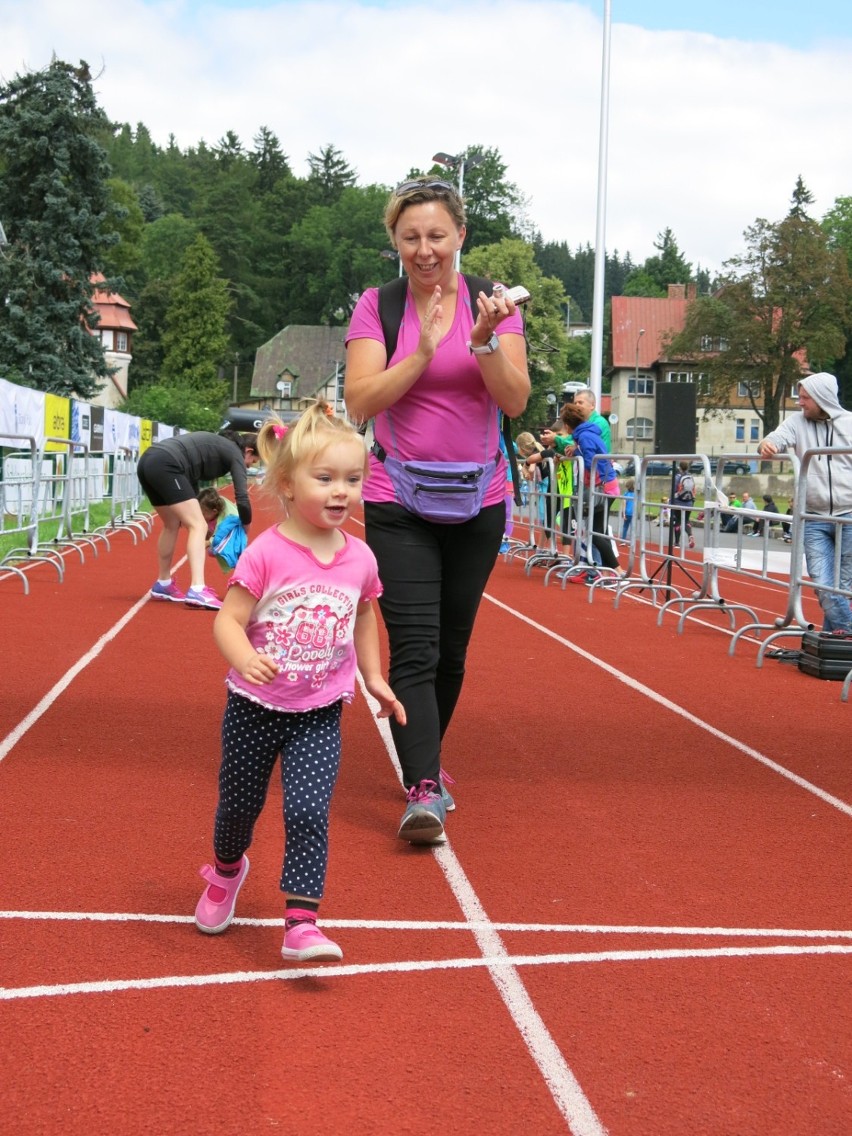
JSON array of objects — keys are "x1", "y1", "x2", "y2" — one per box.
[
  {"x1": 0, "y1": 378, "x2": 46, "y2": 449},
  {"x1": 44, "y1": 393, "x2": 71, "y2": 452},
  {"x1": 70, "y1": 400, "x2": 92, "y2": 450},
  {"x1": 89, "y1": 405, "x2": 105, "y2": 453}
]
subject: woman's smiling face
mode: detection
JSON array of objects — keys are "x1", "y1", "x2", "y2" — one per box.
[{"x1": 393, "y1": 201, "x2": 465, "y2": 289}]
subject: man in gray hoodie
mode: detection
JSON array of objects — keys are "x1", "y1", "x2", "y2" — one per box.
[{"x1": 758, "y1": 372, "x2": 852, "y2": 632}]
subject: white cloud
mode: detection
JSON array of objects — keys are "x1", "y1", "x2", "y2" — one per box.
[{"x1": 2, "y1": 0, "x2": 852, "y2": 274}]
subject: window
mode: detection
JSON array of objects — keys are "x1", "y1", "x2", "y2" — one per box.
[
  {"x1": 700, "y1": 335, "x2": 713, "y2": 352},
  {"x1": 735, "y1": 418, "x2": 745, "y2": 442},
  {"x1": 627, "y1": 376, "x2": 654, "y2": 396},
  {"x1": 666, "y1": 372, "x2": 698, "y2": 384},
  {"x1": 750, "y1": 419, "x2": 760, "y2": 442},
  {"x1": 116, "y1": 332, "x2": 128, "y2": 352},
  {"x1": 101, "y1": 329, "x2": 114, "y2": 350},
  {"x1": 737, "y1": 381, "x2": 759, "y2": 398},
  {"x1": 628, "y1": 416, "x2": 653, "y2": 441}
]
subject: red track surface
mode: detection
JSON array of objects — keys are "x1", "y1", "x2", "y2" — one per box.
[{"x1": 2, "y1": 493, "x2": 850, "y2": 1136}]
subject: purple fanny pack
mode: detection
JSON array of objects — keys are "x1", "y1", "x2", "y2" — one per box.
[{"x1": 374, "y1": 444, "x2": 496, "y2": 523}]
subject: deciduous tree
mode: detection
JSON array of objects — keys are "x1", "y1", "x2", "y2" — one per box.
[{"x1": 668, "y1": 181, "x2": 850, "y2": 433}]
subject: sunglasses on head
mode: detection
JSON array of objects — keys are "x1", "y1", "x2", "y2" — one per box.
[{"x1": 394, "y1": 178, "x2": 456, "y2": 196}]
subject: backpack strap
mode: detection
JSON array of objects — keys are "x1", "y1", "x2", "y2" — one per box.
[{"x1": 376, "y1": 273, "x2": 522, "y2": 506}]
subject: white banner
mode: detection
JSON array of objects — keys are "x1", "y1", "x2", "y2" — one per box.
[
  {"x1": 70, "y1": 399, "x2": 92, "y2": 450},
  {"x1": 0, "y1": 378, "x2": 46, "y2": 449}
]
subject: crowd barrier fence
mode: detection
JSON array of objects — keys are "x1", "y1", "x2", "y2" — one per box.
[{"x1": 0, "y1": 434, "x2": 151, "y2": 594}]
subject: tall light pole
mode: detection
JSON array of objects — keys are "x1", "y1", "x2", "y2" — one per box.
[
  {"x1": 632, "y1": 328, "x2": 645, "y2": 451},
  {"x1": 432, "y1": 149, "x2": 485, "y2": 270},
  {"x1": 588, "y1": 0, "x2": 612, "y2": 402}
]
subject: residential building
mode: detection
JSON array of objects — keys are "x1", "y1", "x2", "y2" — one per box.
[
  {"x1": 247, "y1": 326, "x2": 346, "y2": 421},
  {"x1": 608, "y1": 284, "x2": 798, "y2": 457}
]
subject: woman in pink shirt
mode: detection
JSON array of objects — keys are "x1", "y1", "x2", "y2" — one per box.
[{"x1": 345, "y1": 178, "x2": 529, "y2": 845}]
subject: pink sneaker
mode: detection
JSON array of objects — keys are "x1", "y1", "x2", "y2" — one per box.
[
  {"x1": 185, "y1": 585, "x2": 222, "y2": 610},
  {"x1": 281, "y1": 919, "x2": 343, "y2": 962},
  {"x1": 194, "y1": 856, "x2": 249, "y2": 934},
  {"x1": 150, "y1": 579, "x2": 186, "y2": 602}
]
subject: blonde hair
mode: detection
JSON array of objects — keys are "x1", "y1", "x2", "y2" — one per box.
[
  {"x1": 384, "y1": 181, "x2": 467, "y2": 245},
  {"x1": 515, "y1": 431, "x2": 543, "y2": 458},
  {"x1": 257, "y1": 401, "x2": 368, "y2": 500}
]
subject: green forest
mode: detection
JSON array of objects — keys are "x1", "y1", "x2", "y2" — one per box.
[{"x1": 1, "y1": 59, "x2": 850, "y2": 433}]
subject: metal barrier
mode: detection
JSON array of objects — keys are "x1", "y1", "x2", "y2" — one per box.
[
  {"x1": 0, "y1": 433, "x2": 64, "y2": 589},
  {"x1": 95, "y1": 449, "x2": 152, "y2": 543},
  {"x1": 0, "y1": 436, "x2": 150, "y2": 593},
  {"x1": 657, "y1": 451, "x2": 796, "y2": 635}
]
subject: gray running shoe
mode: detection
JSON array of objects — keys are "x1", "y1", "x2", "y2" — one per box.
[{"x1": 398, "y1": 780, "x2": 447, "y2": 844}]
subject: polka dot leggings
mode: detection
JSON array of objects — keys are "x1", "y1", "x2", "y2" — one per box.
[{"x1": 214, "y1": 691, "x2": 343, "y2": 900}]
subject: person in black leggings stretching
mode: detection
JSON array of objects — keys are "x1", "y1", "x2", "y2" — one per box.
[{"x1": 136, "y1": 430, "x2": 258, "y2": 609}]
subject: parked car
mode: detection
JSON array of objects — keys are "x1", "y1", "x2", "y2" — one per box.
[{"x1": 708, "y1": 458, "x2": 753, "y2": 476}]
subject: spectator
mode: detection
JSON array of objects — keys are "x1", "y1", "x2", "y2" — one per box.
[
  {"x1": 568, "y1": 387, "x2": 611, "y2": 451},
  {"x1": 561, "y1": 401, "x2": 623, "y2": 578},
  {"x1": 671, "y1": 460, "x2": 696, "y2": 549},
  {"x1": 750, "y1": 493, "x2": 781, "y2": 537},
  {"x1": 621, "y1": 477, "x2": 635, "y2": 540},
  {"x1": 722, "y1": 491, "x2": 757, "y2": 533},
  {"x1": 759, "y1": 372, "x2": 852, "y2": 632}
]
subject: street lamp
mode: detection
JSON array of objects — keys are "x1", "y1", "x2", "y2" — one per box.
[
  {"x1": 380, "y1": 248, "x2": 403, "y2": 277},
  {"x1": 632, "y1": 328, "x2": 645, "y2": 450},
  {"x1": 432, "y1": 149, "x2": 485, "y2": 269}
]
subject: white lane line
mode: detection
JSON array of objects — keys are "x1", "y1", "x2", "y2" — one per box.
[
  {"x1": 361, "y1": 683, "x2": 609, "y2": 1136},
  {"x1": 484, "y1": 594, "x2": 852, "y2": 818},
  {"x1": 0, "y1": 552, "x2": 188, "y2": 766},
  {"x1": 3, "y1": 910, "x2": 851, "y2": 938},
  {"x1": 3, "y1": 943, "x2": 851, "y2": 1003},
  {"x1": 0, "y1": 593, "x2": 152, "y2": 764}
]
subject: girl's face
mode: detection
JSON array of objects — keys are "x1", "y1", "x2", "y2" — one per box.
[
  {"x1": 393, "y1": 201, "x2": 465, "y2": 289},
  {"x1": 284, "y1": 439, "x2": 366, "y2": 532},
  {"x1": 200, "y1": 504, "x2": 218, "y2": 523}
]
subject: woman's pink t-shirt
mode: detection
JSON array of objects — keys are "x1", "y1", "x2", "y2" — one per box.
[
  {"x1": 225, "y1": 526, "x2": 382, "y2": 712},
  {"x1": 345, "y1": 282, "x2": 524, "y2": 507}
]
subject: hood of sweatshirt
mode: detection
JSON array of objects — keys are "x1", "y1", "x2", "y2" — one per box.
[{"x1": 800, "y1": 372, "x2": 844, "y2": 419}]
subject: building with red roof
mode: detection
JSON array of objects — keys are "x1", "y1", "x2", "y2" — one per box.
[
  {"x1": 609, "y1": 284, "x2": 798, "y2": 458},
  {"x1": 88, "y1": 274, "x2": 137, "y2": 409}
]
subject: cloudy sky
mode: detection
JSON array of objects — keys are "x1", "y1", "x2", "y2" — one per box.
[{"x1": 2, "y1": 0, "x2": 851, "y2": 274}]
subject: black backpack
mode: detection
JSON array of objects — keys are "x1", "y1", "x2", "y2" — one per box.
[{"x1": 376, "y1": 274, "x2": 522, "y2": 505}]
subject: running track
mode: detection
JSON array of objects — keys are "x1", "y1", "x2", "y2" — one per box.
[{"x1": 1, "y1": 491, "x2": 850, "y2": 1135}]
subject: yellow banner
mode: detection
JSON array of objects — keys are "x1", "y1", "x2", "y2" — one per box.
[
  {"x1": 140, "y1": 420, "x2": 154, "y2": 453},
  {"x1": 44, "y1": 393, "x2": 71, "y2": 452}
]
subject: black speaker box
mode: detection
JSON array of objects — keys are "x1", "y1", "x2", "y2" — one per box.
[
  {"x1": 798, "y1": 630, "x2": 852, "y2": 681},
  {"x1": 655, "y1": 383, "x2": 697, "y2": 454}
]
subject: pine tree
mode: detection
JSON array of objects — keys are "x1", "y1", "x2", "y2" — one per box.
[
  {"x1": 160, "y1": 233, "x2": 231, "y2": 394},
  {"x1": 0, "y1": 58, "x2": 117, "y2": 397}
]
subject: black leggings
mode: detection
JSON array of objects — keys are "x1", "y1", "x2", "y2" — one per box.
[
  {"x1": 364, "y1": 501, "x2": 505, "y2": 789},
  {"x1": 214, "y1": 693, "x2": 342, "y2": 900}
]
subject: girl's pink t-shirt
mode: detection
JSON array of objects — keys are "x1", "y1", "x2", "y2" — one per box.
[
  {"x1": 345, "y1": 283, "x2": 524, "y2": 507},
  {"x1": 225, "y1": 526, "x2": 382, "y2": 713}
]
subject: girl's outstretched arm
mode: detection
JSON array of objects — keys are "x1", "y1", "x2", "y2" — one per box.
[{"x1": 353, "y1": 602, "x2": 406, "y2": 724}]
